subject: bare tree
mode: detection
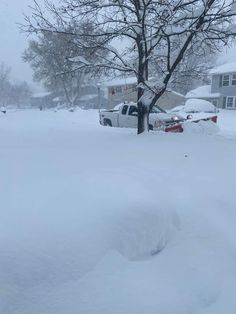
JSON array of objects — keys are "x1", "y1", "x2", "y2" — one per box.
[
  {"x1": 0, "y1": 62, "x2": 11, "y2": 107},
  {"x1": 167, "y1": 47, "x2": 217, "y2": 94},
  {"x1": 23, "y1": 0, "x2": 236, "y2": 134},
  {"x1": 23, "y1": 21, "x2": 106, "y2": 106},
  {"x1": 10, "y1": 82, "x2": 32, "y2": 108},
  {"x1": 0, "y1": 62, "x2": 31, "y2": 108}
]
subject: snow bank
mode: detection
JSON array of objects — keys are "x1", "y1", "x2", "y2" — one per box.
[
  {"x1": 183, "y1": 120, "x2": 219, "y2": 135},
  {"x1": 0, "y1": 109, "x2": 236, "y2": 314}
]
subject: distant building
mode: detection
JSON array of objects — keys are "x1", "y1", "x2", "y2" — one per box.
[
  {"x1": 77, "y1": 94, "x2": 108, "y2": 109},
  {"x1": 31, "y1": 92, "x2": 55, "y2": 109},
  {"x1": 77, "y1": 84, "x2": 108, "y2": 109},
  {"x1": 31, "y1": 86, "x2": 109, "y2": 110},
  {"x1": 186, "y1": 62, "x2": 236, "y2": 109},
  {"x1": 105, "y1": 77, "x2": 185, "y2": 110}
]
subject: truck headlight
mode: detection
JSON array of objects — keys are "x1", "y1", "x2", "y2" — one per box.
[{"x1": 154, "y1": 120, "x2": 165, "y2": 129}]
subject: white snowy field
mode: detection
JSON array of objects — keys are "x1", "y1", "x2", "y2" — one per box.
[{"x1": 0, "y1": 109, "x2": 236, "y2": 314}]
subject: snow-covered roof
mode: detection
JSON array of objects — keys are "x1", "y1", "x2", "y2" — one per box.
[
  {"x1": 32, "y1": 92, "x2": 52, "y2": 98},
  {"x1": 210, "y1": 62, "x2": 236, "y2": 75},
  {"x1": 105, "y1": 77, "x2": 137, "y2": 87},
  {"x1": 186, "y1": 85, "x2": 220, "y2": 99}
]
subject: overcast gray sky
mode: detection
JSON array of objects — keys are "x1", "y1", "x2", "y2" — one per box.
[
  {"x1": 0, "y1": 1, "x2": 34, "y2": 83},
  {"x1": 0, "y1": 0, "x2": 235, "y2": 88}
]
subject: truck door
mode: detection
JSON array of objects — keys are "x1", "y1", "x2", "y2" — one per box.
[
  {"x1": 127, "y1": 105, "x2": 138, "y2": 128},
  {"x1": 118, "y1": 104, "x2": 129, "y2": 127}
]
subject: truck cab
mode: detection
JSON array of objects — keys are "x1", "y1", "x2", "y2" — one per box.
[{"x1": 99, "y1": 102, "x2": 185, "y2": 131}]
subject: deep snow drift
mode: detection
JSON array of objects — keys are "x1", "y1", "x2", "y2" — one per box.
[{"x1": 0, "y1": 109, "x2": 236, "y2": 314}]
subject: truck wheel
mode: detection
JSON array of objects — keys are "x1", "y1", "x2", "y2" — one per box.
[
  {"x1": 149, "y1": 124, "x2": 153, "y2": 131},
  {"x1": 104, "y1": 119, "x2": 112, "y2": 127}
]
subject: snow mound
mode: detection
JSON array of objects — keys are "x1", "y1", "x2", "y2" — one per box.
[
  {"x1": 185, "y1": 99, "x2": 216, "y2": 113},
  {"x1": 111, "y1": 204, "x2": 179, "y2": 260},
  {"x1": 183, "y1": 120, "x2": 219, "y2": 134}
]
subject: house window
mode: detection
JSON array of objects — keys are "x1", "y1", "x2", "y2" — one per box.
[
  {"x1": 226, "y1": 96, "x2": 234, "y2": 108},
  {"x1": 222, "y1": 75, "x2": 230, "y2": 86},
  {"x1": 116, "y1": 86, "x2": 122, "y2": 93},
  {"x1": 232, "y1": 74, "x2": 236, "y2": 85}
]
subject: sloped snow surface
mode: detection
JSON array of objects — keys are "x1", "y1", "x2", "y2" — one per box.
[{"x1": 0, "y1": 109, "x2": 236, "y2": 313}]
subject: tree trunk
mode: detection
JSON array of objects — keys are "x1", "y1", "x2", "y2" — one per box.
[
  {"x1": 137, "y1": 100, "x2": 148, "y2": 134},
  {"x1": 62, "y1": 78, "x2": 72, "y2": 106},
  {"x1": 136, "y1": 38, "x2": 148, "y2": 134}
]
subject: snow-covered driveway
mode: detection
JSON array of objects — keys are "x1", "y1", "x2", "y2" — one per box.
[{"x1": 1, "y1": 109, "x2": 236, "y2": 314}]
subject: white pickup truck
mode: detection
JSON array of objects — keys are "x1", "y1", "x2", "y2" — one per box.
[{"x1": 99, "y1": 102, "x2": 187, "y2": 132}]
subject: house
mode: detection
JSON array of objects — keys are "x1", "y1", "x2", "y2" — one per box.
[
  {"x1": 106, "y1": 77, "x2": 185, "y2": 110},
  {"x1": 186, "y1": 62, "x2": 236, "y2": 109},
  {"x1": 77, "y1": 94, "x2": 108, "y2": 109},
  {"x1": 106, "y1": 77, "x2": 137, "y2": 109},
  {"x1": 76, "y1": 84, "x2": 108, "y2": 109},
  {"x1": 31, "y1": 92, "x2": 55, "y2": 109},
  {"x1": 31, "y1": 84, "x2": 109, "y2": 110}
]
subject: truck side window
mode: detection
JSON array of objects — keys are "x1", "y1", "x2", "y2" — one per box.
[
  {"x1": 128, "y1": 106, "x2": 138, "y2": 116},
  {"x1": 121, "y1": 105, "x2": 128, "y2": 115}
]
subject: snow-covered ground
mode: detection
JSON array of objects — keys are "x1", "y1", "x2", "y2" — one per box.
[{"x1": 1, "y1": 109, "x2": 236, "y2": 314}]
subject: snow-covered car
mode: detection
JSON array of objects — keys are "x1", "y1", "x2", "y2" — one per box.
[
  {"x1": 99, "y1": 102, "x2": 218, "y2": 132},
  {"x1": 171, "y1": 99, "x2": 218, "y2": 117},
  {"x1": 169, "y1": 99, "x2": 219, "y2": 128},
  {"x1": 99, "y1": 102, "x2": 187, "y2": 132},
  {"x1": 185, "y1": 99, "x2": 218, "y2": 113}
]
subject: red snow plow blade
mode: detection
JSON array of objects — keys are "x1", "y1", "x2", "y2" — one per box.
[{"x1": 165, "y1": 115, "x2": 218, "y2": 133}]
